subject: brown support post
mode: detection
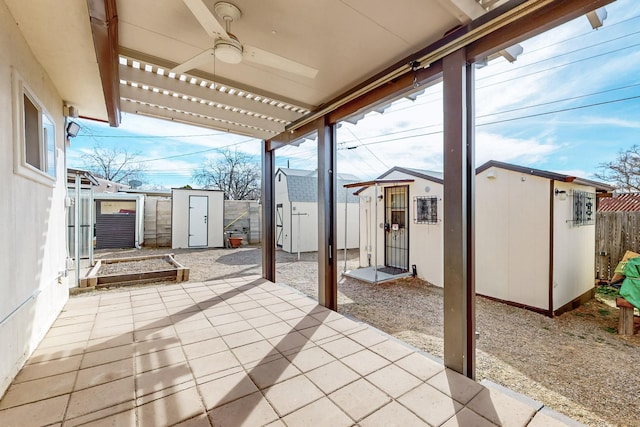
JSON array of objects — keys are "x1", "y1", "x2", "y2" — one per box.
[
  {"x1": 262, "y1": 140, "x2": 276, "y2": 282},
  {"x1": 317, "y1": 118, "x2": 337, "y2": 310},
  {"x1": 443, "y1": 48, "x2": 475, "y2": 379}
]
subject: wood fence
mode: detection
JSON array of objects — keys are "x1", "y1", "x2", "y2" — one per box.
[{"x1": 595, "y1": 211, "x2": 640, "y2": 280}]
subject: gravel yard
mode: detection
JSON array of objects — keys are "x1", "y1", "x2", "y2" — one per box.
[{"x1": 90, "y1": 246, "x2": 640, "y2": 427}]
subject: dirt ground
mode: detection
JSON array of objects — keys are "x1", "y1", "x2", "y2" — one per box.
[{"x1": 90, "y1": 246, "x2": 640, "y2": 427}]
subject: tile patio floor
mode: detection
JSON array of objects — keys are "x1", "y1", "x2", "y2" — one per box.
[{"x1": 0, "y1": 276, "x2": 581, "y2": 426}]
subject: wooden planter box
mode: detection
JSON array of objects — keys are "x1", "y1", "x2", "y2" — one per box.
[{"x1": 79, "y1": 254, "x2": 189, "y2": 288}]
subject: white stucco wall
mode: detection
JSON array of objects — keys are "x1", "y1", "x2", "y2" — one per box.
[
  {"x1": 476, "y1": 167, "x2": 550, "y2": 310},
  {"x1": 358, "y1": 171, "x2": 443, "y2": 286},
  {"x1": 0, "y1": 0, "x2": 69, "y2": 396},
  {"x1": 552, "y1": 181, "x2": 597, "y2": 311},
  {"x1": 171, "y1": 189, "x2": 224, "y2": 248}
]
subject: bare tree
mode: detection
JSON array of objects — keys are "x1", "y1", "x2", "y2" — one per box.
[
  {"x1": 595, "y1": 145, "x2": 640, "y2": 192},
  {"x1": 81, "y1": 144, "x2": 146, "y2": 184},
  {"x1": 192, "y1": 149, "x2": 260, "y2": 200}
]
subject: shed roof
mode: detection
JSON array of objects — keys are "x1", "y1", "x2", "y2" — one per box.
[
  {"x1": 276, "y1": 168, "x2": 359, "y2": 203},
  {"x1": 598, "y1": 193, "x2": 640, "y2": 212},
  {"x1": 477, "y1": 160, "x2": 614, "y2": 192}
]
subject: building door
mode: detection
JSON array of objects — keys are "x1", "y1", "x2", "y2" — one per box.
[
  {"x1": 95, "y1": 200, "x2": 136, "y2": 249},
  {"x1": 188, "y1": 195, "x2": 208, "y2": 247},
  {"x1": 384, "y1": 186, "x2": 409, "y2": 271},
  {"x1": 276, "y1": 204, "x2": 283, "y2": 248}
]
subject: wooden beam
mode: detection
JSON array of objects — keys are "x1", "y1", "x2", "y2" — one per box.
[
  {"x1": 87, "y1": 0, "x2": 121, "y2": 127},
  {"x1": 467, "y1": 0, "x2": 616, "y2": 61},
  {"x1": 267, "y1": 118, "x2": 323, "y2": 151},
  {"x1": 328, "y1": 62, "x2": 443, "y2": 124}
]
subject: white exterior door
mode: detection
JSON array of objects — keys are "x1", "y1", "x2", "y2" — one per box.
[{"x1": 188, "y1": 196, "x2": 208, "y2": 247}]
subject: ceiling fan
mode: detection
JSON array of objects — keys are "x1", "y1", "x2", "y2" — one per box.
[{"x1": 172, "y1": 0, "x2": 318, "y2": 79}]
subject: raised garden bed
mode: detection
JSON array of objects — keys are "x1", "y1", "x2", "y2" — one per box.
[{"x1": 79, "y1": 253, "x2": 189, "y2": 288}]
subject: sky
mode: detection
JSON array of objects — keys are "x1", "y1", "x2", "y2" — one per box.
[{"x1": 67, "y1": 0, "x2": 640, "y2": 189}]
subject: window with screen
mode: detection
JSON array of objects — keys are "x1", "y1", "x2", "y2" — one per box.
[{"x1": 415, "y1": 196, "x2": 438, "y2": 224}]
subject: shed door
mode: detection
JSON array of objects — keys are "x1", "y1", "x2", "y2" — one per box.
[
  {"x1": 276, "y1": 204, "x2": 283, "y2": 248},
  {"x1": 384, "y1": 186, "x2": 409, "y2": 271},
  {"x1": 189, "y1": 196, "x2": 208, "y2": 247}
]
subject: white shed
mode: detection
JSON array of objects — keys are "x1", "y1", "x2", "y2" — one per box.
[
  {"x1": 353, "y1": 167, "x2": 444, "y2": 286},
  {"x1": 476, "y1": 161, "x2": 613, "y2": 316},
  {"x1": 172, "y1": 188, "x2": 224, "y2": 248},
  {"x1": 275, "y1": 168, "x2": 360, "y2": 253}
]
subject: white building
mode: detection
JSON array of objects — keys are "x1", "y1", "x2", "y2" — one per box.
[
  {"x1": 354, "y1": 167, "x2": 444, "y2": 286},
  {"x1": 171, "y1": 188, "x2": 224, "y2": 248},
  {"x1": 0, "y1": 3, "x2": 70, "y2": 395},
  {"x1": 275, "y1": 168, "x2": 360, "y2": 253},
  {"x1": 354, "y1": 162, "x2": 613, "y2": 316}
]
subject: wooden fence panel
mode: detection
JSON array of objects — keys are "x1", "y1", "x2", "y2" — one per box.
[{"x1": 596, "y1": 212, "x2": 640, "y2": 280}]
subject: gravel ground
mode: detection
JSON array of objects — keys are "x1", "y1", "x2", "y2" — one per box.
[{"x1": 90, "y1": 246, "x2": 640, "y2": 427}]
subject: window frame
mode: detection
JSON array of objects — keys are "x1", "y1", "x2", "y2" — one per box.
[
  {"x1": 414, "y1": 195, "x2": 438, "y2": 224},
  {"x1": 12, "y1": 69, "x2": 57, "y2": 186},
  {"x1": 572, "y1": 190, "x2": 595, "y2": 226}
]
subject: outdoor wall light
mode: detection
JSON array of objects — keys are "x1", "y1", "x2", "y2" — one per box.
[
  {"x1": 555, "y1": 188, "x2": 567, "y2": 200},
  {"x1": 66, "y1": 121, "x2": 81, "y2": 138}
]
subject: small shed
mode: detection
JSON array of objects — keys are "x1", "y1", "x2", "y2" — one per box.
[
  {"x1": 93, "y1": 193, "x2": 145, "y2": 249},
  {"x1": 352, "y1": 167, "x2": 444, "y2": 285},
  {"x1": 476, "y1": 160, "x2": 614, "y2": 316},
  {"x1": 172, "y1": 188, "x2": 224, "y2": 248},
  {"x1": 275, "y1": 168, "x2": 359, "y2": 253}
]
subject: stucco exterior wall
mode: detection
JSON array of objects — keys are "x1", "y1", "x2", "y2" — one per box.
[
  {"x1": 552, "y1": 181, "x2": 597, "y2": 310},
  {"x1": 476, "y1": 167, "x2": 550, "y2": 310},
  {"x1": 0, "y1": 0, "x2": 69, "y2": 396},
  {"x1": 171, "y1": 189, "x2": 224, "y2": 248}
]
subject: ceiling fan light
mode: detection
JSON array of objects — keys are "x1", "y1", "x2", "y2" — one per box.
[{"x1": 214, "y1": 38, "x2": 243, "y2": 64}]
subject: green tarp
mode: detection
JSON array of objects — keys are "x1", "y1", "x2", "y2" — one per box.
[{"x1": 620, "y1": 256, "x2": 640, "y2": 309}]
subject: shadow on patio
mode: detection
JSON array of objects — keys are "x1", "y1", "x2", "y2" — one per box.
[{"x1": 0, "y1": 276, "x2": 574, "y2": 426}]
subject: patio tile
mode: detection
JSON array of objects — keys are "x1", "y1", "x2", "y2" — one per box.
[
  {"x1": 239, "y1": 306, "x2": 272, "y2": 319},
  {"x1": 215, "y1": 319, "x2": 254, "y2": 336},
  {"x1": 136, "y1": 380, "x2": 198, "y2": 406},
  {"x1": 136, "y1": 362, "x2": 194, "y2": 398},
  {"x1": 286, "y1": 346, "x2": 336, "y2": 372},
  {"x1": 283, "y1": 396, "x2": 353, "y2": 427},
  {"x1": 248, "y1": 356, "x2": 302, "y2": 389},
  {"x1": 395, "y1": 352, "x2": 444, "y2": 381},
  {"x1": 466, "y1": 387, "x2": 537, "y2": 427},
  {"x1": 90, "y1": 323, "x2": 134, "y2": 340},
  {"x1": 298, "y1": 324, "x2": 341, "y2": 342},
  {"x1": 320, "y1": 336, "x2": 365, "y2": 359},
  {"x1": 427, "y1": 369, "x2": 484, "y2": 404},
  {"x1": 209, "y1": 312, "x2": 245, "y2": 325},
  {"x1": 246, "y1": 313, "x2": 282, "y2": 328},
  {"x1": 173, "y1": 318, "x2": 213, "y2": 334},
  {"x1": 64, "y1": 401, "x2": 135, "y2": 427},
  {"x1": 87, "y1": 332, "x2": 134, "y2": 352},
  {"x1": 66, "y1": 376, "x2": 134, "y2": 419},
  {"x1": 325, "y1": 316, "x2": 365, "y2": 333},
  {"x1": 134, "y1": 316, "x2": 174, "y2": 331},
  {"x1": 174, "y1": 413, "x2": 212, "y2": 427},
  {"x1": 14, "y1": 354, "x2": 82, "y2": 383},
  {"x1": 285, "y1": 315, "x2": 322, "y2": 330},
  {"x1": 441, "y1": 407, "x2": 498, "y2": 427},
  {"x1": 198, "y1": 370, "x2": 259, "y2": 409},
  {"x1": 359, "y1": 401, "x2": 428, "y2": 427},
  {"x1": 132, "y1": 308, "x2": 169, "y2": 322},
  {"x1": 0, "y1": 394, "x2": 68, "y2": 427},
  {"x1": 37, "y1": 330, "x2": 91, "y2": 349},
  {"x1": 256, "y1": 321, "x2": 295, "y2": 339},
  {"x1": 263, "y1": 375, "x2": 324, "y2": 417},
  {"x1": 228, "y1": 300, "x2": 261, "y2": 312},
  {"x1": 137, "y1": 386, "x2": 206, "y2": 427},
  {"x1": 231, "y1": 340, "x2": 280, "y2": 365},
  {"x1": 172, "y1": 311, "x2": 208, "y2": 324},
  {"x1": 267, "y1": 302, "x2": 297, "y2": 314},
  {"x1": 46, "y1": 322, "x2": 93, "y2": 337},
  {"x1": 221, "y1": 329, "x2": 265, "y2": 349},
  {"x1": 183, "y1": 337, "x2": 228, "y2": 360},
  {"x1": 528, "y1": 410, "x2": 578, "y2": 427},
  {"x1": 0, "y1": 371, "x2": 76, "y2": 409},
  {"x1": 75, "y1": 358, "x2": 133, "y2": 390},
  {"x1": 178, "y1": 327, "x2": 220, "y2": 345},
  {"x1": 51, "y1": 313, "x2": 95, "y2": 328},
  {"x1": 27, "y1": 342, "x2": 85, "y2": 364},
  {"x1": 136, "y1": 346, "x2": 186, "y2": 373},
  {"x1": 134, "y1": 337, "x2": 181, "y2": 356},
  {"x1": 188, "y1": 350, "x2": 240, "y2": 379},
  {"x1": 397, "y1": 382, "x2": 464, "y2": 426},
  {"x1": 79, "y1": 344, "x2": 134, "y2": 370},
  {"x1": 74, "y1": 408, "x2": 136, "y2": 427},
  {"x1": 346, "y1": 328, "x2": 388, "y2": 348},
  {"x1": 208, "y1": 391, "x2": 279, "y2": 427},
  {"x1": 305, "y1": 360, "x2": 360, "y2": 394},
  {"x1": 340, "y1": 349, "x2": 390, "y2": 376},
  {"x1": 134, "y1": 325, "x2": 177, "y2": 342},
  {"x1": 269, "y1": 331, "x2": 315, "y2": 354},
  {"x1": 369, "y1": 339, "x2": 415, "y2": 362},
  {"x1": 329, "y1": 378, "x2": 391, "y2": 422},
  {"x1": 365, "y1": 364, "x2": 422, "y2": 398}
]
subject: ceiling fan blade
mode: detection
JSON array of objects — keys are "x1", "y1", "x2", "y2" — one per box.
[
  {"x1": 243, "y1": 45, "x2": 318, "y2": 79},
  {"x1": 182, "y1": 0, "x2": 228, "y2": 39},
  {"x1": 171, "y1": 48, "x2": 215, "y2": 75}
]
